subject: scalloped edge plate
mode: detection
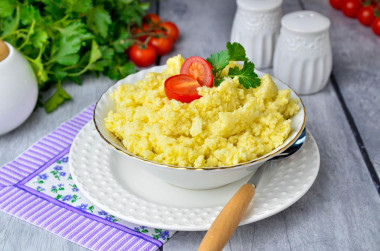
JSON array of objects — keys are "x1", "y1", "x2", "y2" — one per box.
[{"x1": 69, "y1": 121, "x2": 319, "y2": 231}]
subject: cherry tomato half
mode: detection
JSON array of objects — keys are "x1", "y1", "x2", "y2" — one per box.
[
  {"x1": 180, "y1": 56, "x2": 214, "y2": 87},
  {"x1": 358, "y1": 6, "x2": 375, "y2": 26},
  {"x1": 148, "y1": 35, "x2": 173, "y2": 55},
  {"x1": 164, "y1": 75, "x2": 201, "y2": 103},
  {"x1": 128, "y1": 44, "x2": 157, "y2": 67},
  {"x1": 371, "y1": 17, "x2": 380, "y2": 36},
  {"x1": 329, "y1": 0, "x2": 344, "y2": 10},
  {"x1": 160, "y1": 21, "x2": 180, "y2": 42},
  {"x1": 342, "y1": 0, "x2": 361, "y2": 18},
  {"x1": 143, "y1": 13, "x2": 161, "y2": 24}
]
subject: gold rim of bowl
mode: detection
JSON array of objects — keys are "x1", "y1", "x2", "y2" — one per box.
[{"x1": 93, "y1": 67, "x2": 307, "y2": 171}]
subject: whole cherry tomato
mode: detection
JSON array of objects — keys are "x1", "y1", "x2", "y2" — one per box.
[
  {"x1": 148, "y1": 35, "x2": 173, "y2": 55},
  {"x1": 357, "y1": 6, "x2": 376, "y2": 26},
  {"x1": 132, "y1": 23, "x2": 152, "y2": 42},
  {"x1": 128, "y1": 44, "x2": 157, "y2": 67},
  {"x1": 180, "y1": 56, "x2": 213, "y2": 87},
  {"x1": 342, "y1": 0, "x2": 361, "y2": 18},
  {"x1": 329, "y1": 0, "x2": 344, "y2": 10},
  {"x1": 160, "y1": 21, "x2": 180, "y2": 42},
  {"x1": 164, "y1": 75, "x2": 201, "y2": 103},
  {"x1": 371, "y1": 17, "x2": 380, "y2": 36},
  {"x1": 142, "y1": 23, "x2": 150, "y2": 31},
  {"x1": 143, "y1": 13, "x2": 161, "y2": 24}
]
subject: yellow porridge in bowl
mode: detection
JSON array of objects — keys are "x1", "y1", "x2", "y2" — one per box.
[{"x1": 105, "y1": 55, "x2": 300, "y2": 168}]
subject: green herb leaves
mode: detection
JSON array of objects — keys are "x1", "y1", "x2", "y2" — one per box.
[
  {"x1": 207, "y1": 50, "x2": 230, "y2": 74},
  {"x1": 87, "y1": 7, "x2": 112, "y2": 39},
  {"x1": 0, "y1": 0, "x2": 149, "y2": 112},
  {"x1": 44, "y1": 81, "x2": 72, "y2": 113},
  {"x1": 228, "y1": 61, "x2": 261, "y2": 88},
  {"x1": 207, "y1": 42, "x2": 260, "y2": 89},
  {"x1": 50, "y1": 22, "x2": 92, "y2": 66},
  {"x1": 226, "y1": 42, "x2": 248, "y2": 61}
]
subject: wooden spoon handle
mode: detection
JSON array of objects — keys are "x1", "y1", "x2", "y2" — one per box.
[
  {"x1": 198, "y1": 184, "x2": 255, "y2": 251},
  {"x1": 0, "y1": 40, "x2": 10, "y2": 62}
]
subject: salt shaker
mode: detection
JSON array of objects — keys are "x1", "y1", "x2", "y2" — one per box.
[
  {"x1": 273, "y1": 11, "x2": 332, "y2": 94},
  {"x1": 0, "y1": 41, "x2": 38, "y2": 135},
  {"x1": 230, "y1": 0, "x2": 282, "y2": 69}
]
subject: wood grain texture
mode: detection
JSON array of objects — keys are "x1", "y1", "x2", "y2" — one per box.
[
  {"x1": 161, "y1": 0, "x2": 380, "y2": 250},
  {"x1": 0, "y1": 213, "x2": 82, "y2": 251},
  {"x1": 300, "y1": 0, "x2": 380, "y2": 179},
  {"x1": 0, "y1": 75, "x2": 114, "y2": 166},
  {"x1": 198, "y1": 184, "x2": 255, "y2": 251},
  {"x1": 0, "y1": 2, "x2": 157, "y2": 249},
  {"x1": 165, "y1": 85, "x2": 380, "y2": 251},
  {"x1": 0, "y1": 76, "x2": 110, "y2": 251},
  {"x1": 158, "y1": 0, "x2": 236, "y2": 62}
]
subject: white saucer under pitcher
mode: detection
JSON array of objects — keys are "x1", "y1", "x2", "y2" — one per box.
[{"x1": 0, "y1": 41, "x2": 38, "y2": 135}]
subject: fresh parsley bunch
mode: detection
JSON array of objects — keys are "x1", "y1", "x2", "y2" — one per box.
[
  {"x1": 207, "y1": 42, "x2": 261, "y2": 88},
  {"x1": 0, "y1": 0, "x2": 150, "y2": 112}
]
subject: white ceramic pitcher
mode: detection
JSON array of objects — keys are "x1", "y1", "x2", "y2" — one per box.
[{"x1": 0, "y1": 41, "x2": 38, "y2": 135}]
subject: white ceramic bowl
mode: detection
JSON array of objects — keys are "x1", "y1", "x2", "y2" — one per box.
[{"x1": 94, "y1": 65, "x2": 306, "y2": 189}]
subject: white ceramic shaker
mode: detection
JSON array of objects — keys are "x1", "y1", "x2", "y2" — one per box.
[
  {"x1": 273, "y1": 11, "x2": 332, "y2": 94},
  {"x1": 0, "y1": 41, "x2": 38, "y2": 135},
  {"x1": 230, "y1": 0, "x2": 282, "y2": 69}
]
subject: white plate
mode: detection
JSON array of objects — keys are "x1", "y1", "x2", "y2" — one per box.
[{"x1": 69, "y1": 121, "x2": 320, "y2": 231}]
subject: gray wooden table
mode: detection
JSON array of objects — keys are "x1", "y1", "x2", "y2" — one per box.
[{"x1": 1, "y1": 0, "x2": 379, "y2": 250}]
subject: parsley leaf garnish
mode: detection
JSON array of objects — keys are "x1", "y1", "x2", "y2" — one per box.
[
  {"x1": 228, "y1": 61, "x2": 260, "y2": 88},
  {"x1": 227, "y1": 42, "x2": 248, "y2": 61},
  {"x1": 206, "y1": 50, "x2": 229, "y2": 75},
  {"x1": 207, "y1": 42, "x2": 260, "y2": 88}
]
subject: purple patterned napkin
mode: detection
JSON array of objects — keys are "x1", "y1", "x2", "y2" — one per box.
[{"x1": 0, "y1": 104, "x2": 175, "y2": 251}]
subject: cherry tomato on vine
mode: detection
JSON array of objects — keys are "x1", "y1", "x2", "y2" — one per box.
[
  {"x1": 142, "y1": 23, "x2": 151, "y2": 31},
  {"x1": 164, "y1": 75, "x2": 202, "y2": 103},
  {"x1": 371, "y1": 17, "x2": 380, "y2": 36},
  {"x1": 148, "y1": 35, "x2": 173, "y2": 55},
  {"x1": 143, "y1": 13, "x2": 161, "y2": 24},
  {"x1": 342, "y1": 0, "x2": 361, "y2": 18},
  {"x1": 329, "y1": 0, "x2": 344, "y2": 10},
  {"x1": 160, "y1": 21, "x2": 180, "y2": 42},
  {"x1": 131, "y1": 23, "x2": 152, "y2": 42},
  {"x1": 128, "y1": 44, "x2": 157, "y2": 67},
  {"x1": 357, "y1": 6, "x2": 376, "y2": 26},
  {"x1": 180, "y1": 56, "x2": 213, "y2": 87}
]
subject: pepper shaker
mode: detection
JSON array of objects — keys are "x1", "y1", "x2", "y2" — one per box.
[
  {"x1": 230, "y1": 0, "x2": 282, "y2": 69},
  {"x1": 273, "y1": 11, "x2": 332, "y2": 94}
]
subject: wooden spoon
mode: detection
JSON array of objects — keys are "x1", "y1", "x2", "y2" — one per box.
[
  {"x1": 198, "y1": 128, "x2": 307, "y2": 251},
  {"x1": 198, "y1": 184, "x2": 255, "y2": 251},
  {"x1": 0, "y1": 40, "x2": 10, "y2": 62}
]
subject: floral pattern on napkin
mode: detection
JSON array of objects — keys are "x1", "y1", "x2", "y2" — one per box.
[{"x1": 26, "y1": 154, "x2": 173, "y2": 241}]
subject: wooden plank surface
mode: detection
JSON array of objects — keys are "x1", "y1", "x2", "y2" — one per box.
[
  {"x1": 159, "y1": 0, "x2": 380, "y2": 250},
  {"x1": 299, "y1": 0, "x2": 380, "y2": 186},
  {"x1": 159, "y1": 0, "x2": 236, "y2": 61},
  {"x1": 0, "y1": 4, "x2": 157, "y2": 251},
  {"x1": 0, "y1": 0, "x2": 379, "y2": 250},
  {"x1": 0, "y1": 77, "x2": 109, "y2": 251}
]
